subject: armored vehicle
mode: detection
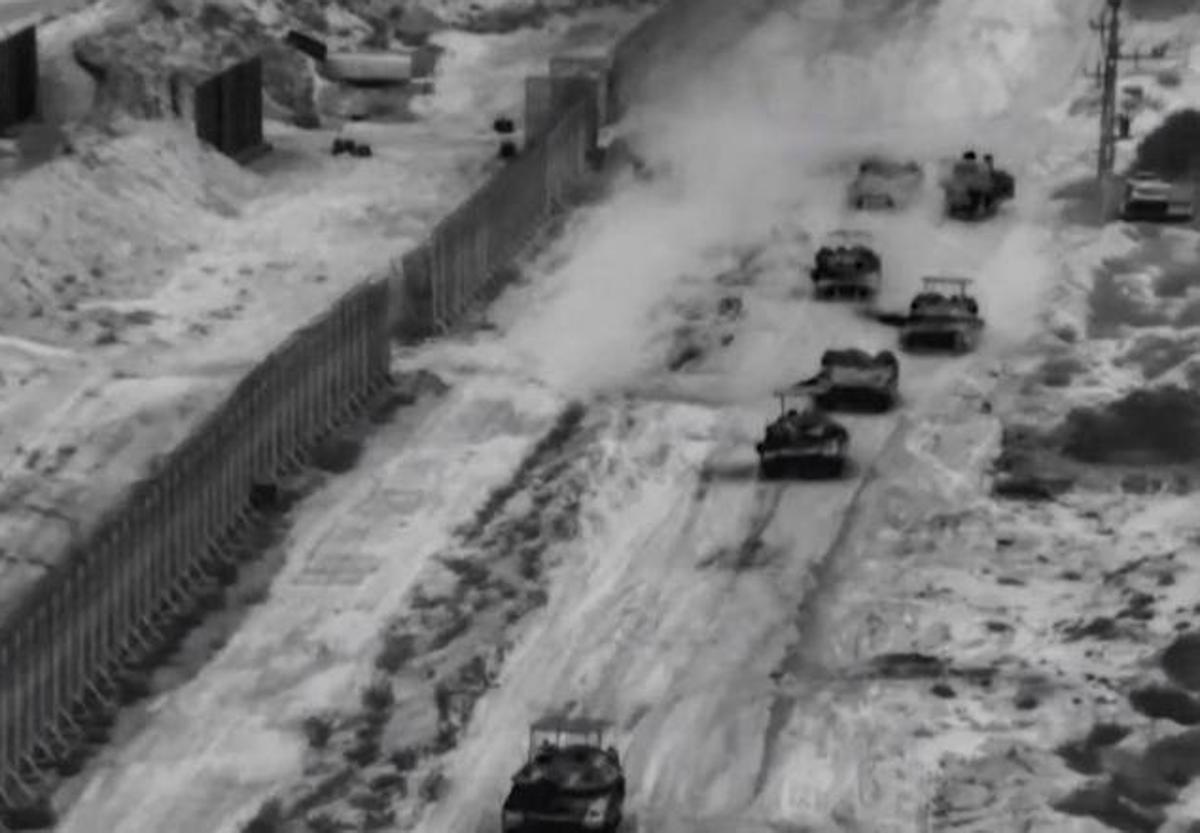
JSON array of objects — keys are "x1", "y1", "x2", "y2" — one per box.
[
  {"x1": 502, "y1": 717, "x2": 625, "y2": 833},
  {"x1": 1121, "y1": 170, "x2": 1195, "y2": 222},
  {"x1": 810, "y1": 229, "x2": 882, "y2": 300},
  {"x1": 941, "y1": 150, "x2": 1014, "y2": 220},
  {"x1": 848, "y1": 155, "x2": 924, "y2": 210},
  {"x1": 793, "y1": 348, "x2": 900, "y2": 413},
  {"x1": 755, "y1": 392, "x2": 849, "y2": 478},
  {"x1": 900, "y1": 276, "x2": 983, "y2": 353}
]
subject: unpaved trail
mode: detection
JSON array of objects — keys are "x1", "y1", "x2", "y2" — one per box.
[
  {"x1": 416, "y1": 1, "x2": 1097, "y2": 832},
  {"x1": 55, "y1": 0, "x2": 1100, "y2": 831}
]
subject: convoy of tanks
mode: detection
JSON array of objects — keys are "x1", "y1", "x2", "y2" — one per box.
[
  {"x1": 754, "y1": 148, "x2": 1001, "y2": 481},
  {"x1": 500, "y1": 153, "x2": 1004, "y2": 833},
  {"x1": 500, "y1": 148, "x2": 1200, "y2": 831}
]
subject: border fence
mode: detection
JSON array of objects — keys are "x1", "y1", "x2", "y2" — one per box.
[
  {"x1": 0, "y1": 24, "x2": 37, "y2": 132},
  {"x1": 0, "y1": 0, "x2": 694, "y2": 821}
]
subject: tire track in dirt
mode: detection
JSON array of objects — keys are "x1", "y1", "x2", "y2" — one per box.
[{"x1": 749, "y1": 415, "x2": 911, "y2": 800}]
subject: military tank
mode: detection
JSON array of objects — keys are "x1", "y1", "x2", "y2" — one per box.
[
  {"x1": 847, "y1": 155, "x2": 924, "y2": 210},
  {"x1": 755, "y1": 392, "x2": 849, "y2": 479},
  {"x1": 900, "y1": 276, "x2": 984, "y2": 353},
  {"x1": 792, "y1": 348, "x2": 900, "y2": 413},
  {"x1": 809, "y1": 229, "x2": 883, "y2": 301},
  {"x1": 502, "y1": 717, "x2": 626, "y2": 833}
]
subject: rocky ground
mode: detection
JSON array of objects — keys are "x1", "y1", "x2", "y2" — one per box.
[{"x1": 824, "y1": 12, "x2": 1200, "y2": 827}]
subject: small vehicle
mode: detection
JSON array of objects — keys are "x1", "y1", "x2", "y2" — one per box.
[
  {"x1": 847, "y1": 155, "x2": 924, "y2": 210},
  {"x1": 331, "y1": 137, "x2": 373, "y2": 157},
  {"x1": 755, "y1": 392, "x2": 849, "y2": 479},
  {"x1": 791, "y1": 348, "x2": 900, "y2": 413},
  {"x1": 940, "y1": 150, "x2": 1014, "y2": 220},
  {"x1": 502, "y1": 717, "x2": 626, "y2": 833},
  {"x1": 1120, "y1": 170, "x2": 1196, "y2": 222},
  {"x1": 900, "y1": 276, "x2": 984, "y2": 353},
  {"x1": 810, "y1": 229, "x2": 882, "y2": 300}
]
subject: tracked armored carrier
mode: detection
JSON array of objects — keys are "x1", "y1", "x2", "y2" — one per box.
[
  {"x1": 502, "y1": 717, "x2": 626, "y2": 833},
  {"x1": 810, "y1": 229, "x2": 882, "y2": 300},
  {"x1": 755, "y1": 392, "x2": 849, "y2": 478},
  {"x1": 940, "y1": 150, "x2": 1014, "y2": 220},
  {"x1": 1121, "y1": 170, "x2": 1196, "y2": 222},
  {"x1": 848, "y1": 155, "x2": 924, "y2": 210},
  {"x1": 793, "y1": 348, "x2": 900, "y2": 413},
  {"x1": 900, "y1": 276, "x2": 983, "y2": 353}
]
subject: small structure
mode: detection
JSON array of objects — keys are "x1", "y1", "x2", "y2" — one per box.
[
  {"x1": 191, "y1": 54, "x2": 269, "y2": 163},
  {"x1": 0, "y1": 18, "x2": 37, "y2": 133},
  {"x1": 284, "y1": 29, "x2": 439, "y2": 87}
]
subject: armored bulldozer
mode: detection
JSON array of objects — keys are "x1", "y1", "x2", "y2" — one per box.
[
  {"x1": 900, "y1": 276, "x2": 983, "y2": 353},
  {"x1": 792, "y1": 348, "x2": 900, "y2": 413},
  {"x1": 848, "y1": 155, "x2": 924, "y2": 210},
  {"x1": 502, "y1": 717, "x2": 626, "y2": 833},
  {"x1": 941, "y1": 150, "x2": 1014, "y2": 220},
  {"x1": 755, "y1": 393, "x2": 849, "y2": 479},
  {"x1": 810, "y1": 229, "x2": 882, "y2": 300},
  {"x1": 1121, "y1": 170, "x2": 1196, "y2": 222}
]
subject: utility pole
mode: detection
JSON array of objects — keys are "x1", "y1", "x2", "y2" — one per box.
[
  {"x1": 1086, "y1": 0, "x2": 1171, "y2": 177},
  {"x1": 1090, "y1": 0, "x2": 1122, "y2": 181}
]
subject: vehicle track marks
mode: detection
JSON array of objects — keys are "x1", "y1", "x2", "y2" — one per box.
[{"x1": 750, "y1": 417, "x2": 909, "y2": 801}]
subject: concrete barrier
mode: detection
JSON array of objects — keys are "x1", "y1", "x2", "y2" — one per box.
[{"x1": 0, "y1": 1, "x2": 695, "y2": 819}]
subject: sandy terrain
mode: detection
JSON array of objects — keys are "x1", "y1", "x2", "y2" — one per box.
[
  {"x1": 0, "y1": 0, "x2": 649, "y2": 621},
  {"x1": 53, "y1": 1, "x2": 1200, "y2": 832},
  {"x1": 14, "y1": 1, "x2": 1200, "y2": 832}
]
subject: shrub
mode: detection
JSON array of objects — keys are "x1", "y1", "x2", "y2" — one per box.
[
  {"x1": 1060, "y1": 386, "x2": 1200, "y2": 462},
  {"x1": 1133, "y1": 108, "x2": 1200, "y2": 178},
  {"x1": 361, "y1": 679, "x2": 395, "y2": 712},
  {"x1": 302, "y1": 714, "x2": 334, "y2": 749}
]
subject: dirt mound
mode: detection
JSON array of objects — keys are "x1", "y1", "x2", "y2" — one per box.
[
  {"x1": 1162, "y1": 632, "x2": 1200, "y2": 691},
  {"x1": 1058, "y1": 386, "x2": 1200, "y2": 464},
  {"x1": 75, "y1": 1, "x2": 268, "y2": 120},
  {"x1": 0, "y1": 121, "x2": 255, "y2": 346},
  {"x1": 72, "y1": 0, "x2": 650, "y2": 125},
  {"x1": 1133, "y1": 109, "x2": 1200, "y2": 179}
]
